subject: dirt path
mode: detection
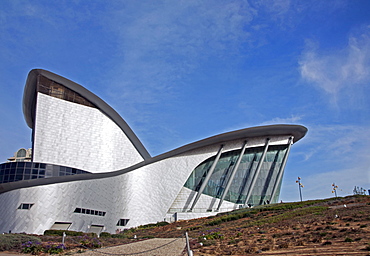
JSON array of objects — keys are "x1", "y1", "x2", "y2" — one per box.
[{"x1": 77, "y1": 238, "x2": 186, "y2": 256}]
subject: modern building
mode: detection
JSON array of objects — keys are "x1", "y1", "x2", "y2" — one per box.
[
  {"x1": 0, "y1": 69, "x2": 307, "y2": 235},
  {"x1": 7, "y1": 148, "x2": 32, "y2": 162}
]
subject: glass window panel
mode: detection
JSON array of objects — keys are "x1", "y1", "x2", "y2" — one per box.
[
  {"x1": 184, "y1": 144, "x2": 288, "y2": 205},
  {"x1": 15, "y1": 175, "x2": 23, "y2": 181},
  {"x1": 17, "y1": 149, "x2": 26, "y2": 158}
]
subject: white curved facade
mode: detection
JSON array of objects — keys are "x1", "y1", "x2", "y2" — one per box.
[
  {"x1": 33, "y1": 93, "x2": 144, "y2": 173},
  {"x1": 0, "y1": 69, "x2": 307, "y2": 234}
]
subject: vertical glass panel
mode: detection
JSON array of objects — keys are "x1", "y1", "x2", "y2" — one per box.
[
  {"x1": 184, "y1": 145, "x2": 288, "y2": 205},
  {"x1": 184, "y1": 156, "x2": 215, "y2": 191}
]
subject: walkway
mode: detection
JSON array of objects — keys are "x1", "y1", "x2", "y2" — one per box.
[{"x1": 78, "y1": 238, "x2": 186, "y2": 256}]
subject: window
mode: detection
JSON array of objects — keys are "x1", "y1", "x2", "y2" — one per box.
[
  {"x1": 74, "y1": 207, "x2": 106, "y2": 216},
  {"x1": 184, "y1": 145, "x2": 288, "y2": 205},
  {"x1": 18, "y1": 203, "x2": 34, "y2": 210},
  {"x1": 117, "y1": 219, "x2": 130, "y2": 226},
  {"x1": 17, "y1": 149, "x2": 26, "y2": 158},
  {"x1": 37, "y1": 75, "x2": 96, "y2": 108}
]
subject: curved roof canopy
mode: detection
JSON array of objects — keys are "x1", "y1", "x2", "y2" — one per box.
[{"x1": 23, "y1": 69, "x2": 151, "y2": 160}]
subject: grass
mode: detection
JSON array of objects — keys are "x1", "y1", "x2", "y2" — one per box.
[{"x1": 1, "y1": 195, "x2": 369, "y2": 255}]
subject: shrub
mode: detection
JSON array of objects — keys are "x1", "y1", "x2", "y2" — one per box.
[
  {"x1": 44, "y1": 230, "x2": 85, "y2": 237},
  {"x1": 78, "y1": 235, "x2": 102, "y2": 249},
  {"x1": 21, "y1": 241, "x2": 43, "y2": 255},
  {"x1": 21, "y1": 241, "x2": 65, "y2": 255},
  {"x1": 0, "y1": 234, "x2": 42, "y2": 251},
  {"x1": 344, "y1": 237, "x2": 353, "y2": 242},
  {"x1": 365, "y1": 243, "x2": 370, "y2": 251},
  {"x1": 111, "y1": 234, "x2": 127, "y2": 239},
  {"x1": 198, "y1": 231, "x2": 224, "y2": 242},
  {"x1": 99, "y1": 232, "x2": 111, "y2": 238},
  {"x1": 137, "y1": 221, "x2": 169, "y2": 230}
]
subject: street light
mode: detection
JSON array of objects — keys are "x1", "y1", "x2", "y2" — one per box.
[
  {"x1": 332, "y1": 183, "x2": 338, "y2": 197},
  {"x1": 296, "y1": 177, "x2": 304, "y2": 202}
]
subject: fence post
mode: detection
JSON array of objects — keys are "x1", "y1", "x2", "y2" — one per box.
[
  {"x1": 185, "y1": 232, "x2": 193, "y2": 256},
  {"x1": 62, "y1": 232, "x2": 66, "y2": 247}
]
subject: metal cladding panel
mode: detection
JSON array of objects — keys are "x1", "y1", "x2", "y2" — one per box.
[
  {"x1": 0, "y1": 135, "x2": 293, "y2": 234},
  {"x1": 33, "y1": 93, "x2": 144, "y2": 173},
  {"x1": 0, "y1": 139, "x2": 241, "y2": 234}
]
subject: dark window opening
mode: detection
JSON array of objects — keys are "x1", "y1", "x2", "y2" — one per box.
[
  {"x1": 74, "y1": 207, "x2": 106, "y2": 217},
  {"x1": 117, "y1": 219, "x2": 129, "y2": 226},
  {"x1": 18, "y1": 203, "x2": 34, "y2": 210}
]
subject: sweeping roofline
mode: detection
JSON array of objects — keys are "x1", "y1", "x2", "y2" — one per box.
[
  {"x1": 1, "y1": 123, "x2": 307, "y2": 194},
  {"x1": 22, "y1": 69, "x2": 151, "y2": 160}
]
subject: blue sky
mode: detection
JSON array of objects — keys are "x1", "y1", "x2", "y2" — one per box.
[{"x1": 0, "y1": 0, "x2": 369, "y2": 202}]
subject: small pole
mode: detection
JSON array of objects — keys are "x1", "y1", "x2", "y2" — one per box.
[
  {"x1": 296, "y1": 177, "x2": 304, "y2": 202},
  {"x1": 185, "y1": 232, "x2": 193, "y2": 256},
  {"x1": 332, "y1": 183, "x2": 338, "y2": 197},
  {"x1": 62, "y1": 232, "x2": 66, "y2": 247}
]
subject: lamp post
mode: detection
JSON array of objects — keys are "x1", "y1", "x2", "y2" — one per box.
[
  {"x1": 296, "y1": 177, "x2": 304, "y2": 202},
  {"x1": 332, "y1": 183, "x2": 338, "y2": 197}
]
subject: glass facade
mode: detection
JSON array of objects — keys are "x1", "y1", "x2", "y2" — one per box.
[
  {"x1": 0, "y1": 162, "x2": 90, "y2": 184},
  {"x1": 37, "y1": 75, "x2": 97, "y2": 108},
  {"x1": 184, "y1": 145, "x2": 288, "y2": 206}
]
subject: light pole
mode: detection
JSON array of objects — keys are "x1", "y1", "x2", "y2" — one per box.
[
  {"x1": 332, "y1": 183, "x2": 338, "y2": 197},
  {"x1": 296, "y1": 177, "x2": 304, "y2": 202}
]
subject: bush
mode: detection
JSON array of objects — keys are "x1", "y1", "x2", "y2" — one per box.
[
  {"x1": 344, "y1": 237, "x2": 353, "y2": 242},
  {"x1": 0, "y1": 234, "x2": 42, "y2": 251},
  {"x1": 99, "y1": 232, "x2": 111, "y2": 238},
  {"x1": 44, "y1": 230, "x2": 85, "y2": 237},
  {"x1": 111, "y1": 234, "x2": 127, "y2": 239},
  {"x1": 77, "y1": 235, "x2": 102, "y2": 249},
  {"x1": 21, "y1": 241, "x2": 65, "y2": 255},
  {"x1": 137, "y1": 221, "x2": 169, "y2": 230},
  {"x1": 21, "y1": 241, "x2": 43, "y2": 255}
]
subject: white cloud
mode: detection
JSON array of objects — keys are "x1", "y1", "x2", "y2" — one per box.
[
  {"x1": 299, "y1": 26, "x2": 370, "y2": 107},
  {"x1": 281, "y1": 123, "x2": 370, "y2": 201},
  {"x1": 260, "y1": 115, "x2": 303, "y2": 125}
]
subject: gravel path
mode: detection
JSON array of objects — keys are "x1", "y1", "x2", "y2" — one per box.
[{"x1": 78, "y1": 238, "x2": 187, "y2": 256}]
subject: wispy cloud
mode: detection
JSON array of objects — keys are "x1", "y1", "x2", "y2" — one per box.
[
  {"x1": 105, "y1": 1, "x2": 257, "y2": 105},
  {"x1": 299, "y1": 26, "x2": 370, "y2": 107},
  {"x1": 281, "y1": 123, "x2": 370, "y2": 201},
  {"x1": 260, "y1": 115, "x2": 303, "y2": 125},
  {"x1": 295, "y1": 124, "x2": 370, "y2": 162}
]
